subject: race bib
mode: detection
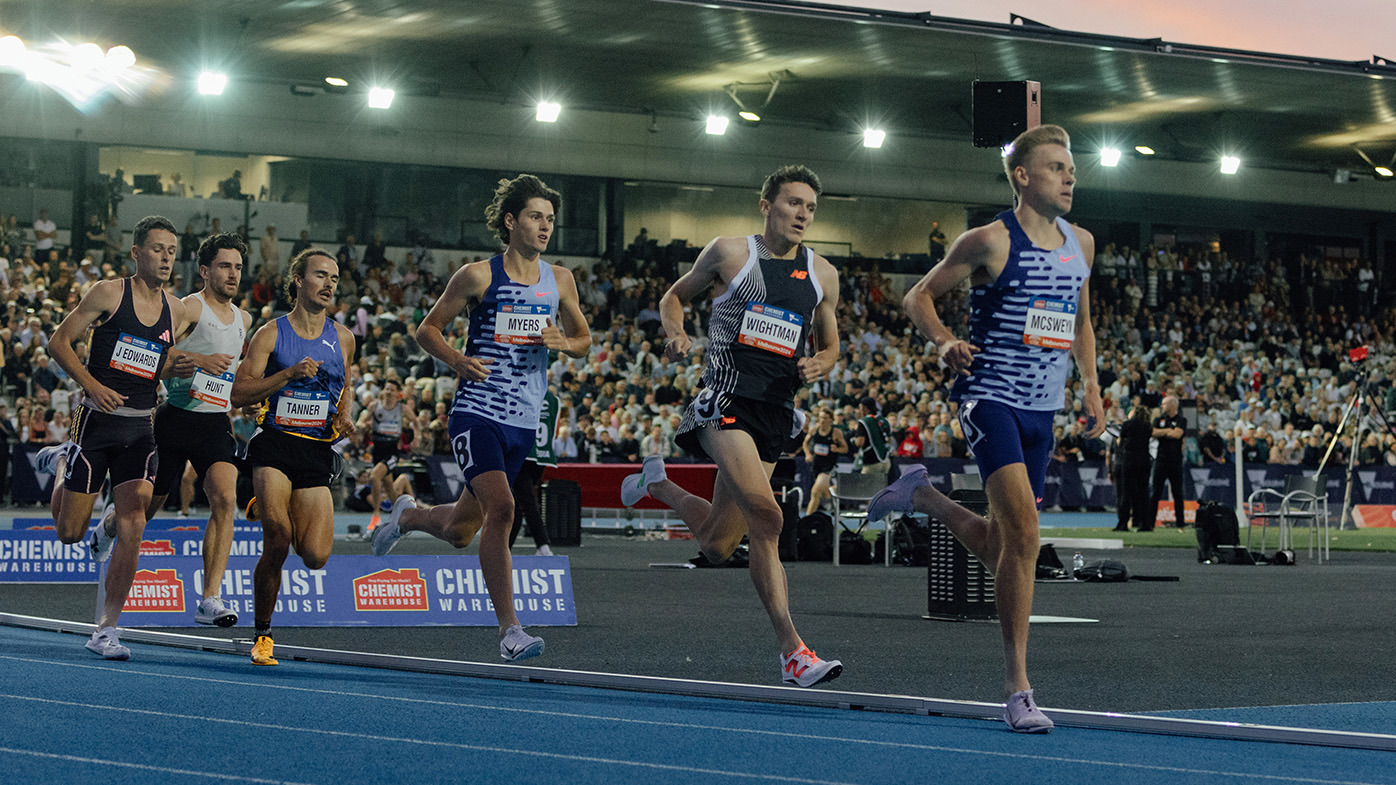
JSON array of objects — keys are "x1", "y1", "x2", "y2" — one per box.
[
  {"x1": 190, "y1": 369, "x2": 234, "y2": 409},
  {"x1": 737, "y1": 302, "x2": 803, "y2": 358},
  {"x1": 274, "y1": 390, "x2": 331, "y2": 428},
  {"x1": 493, "y1": 303, "x2": 550, "y2": 345},
  {"x1": 1023, "y1": 298, "x2": 1076, "y2": 350},
  {"x1": 109, "y1": 333, "x2": 163, "y2": 379},
  {"x1": 813, "y1": 443, "x2": 830, "y2": 456}
]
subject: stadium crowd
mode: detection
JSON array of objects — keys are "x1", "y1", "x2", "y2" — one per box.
[{"x1": 0, "y1": 207, "x2": 1393, "y2": 504}]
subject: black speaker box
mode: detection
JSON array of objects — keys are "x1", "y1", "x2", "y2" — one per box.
[{"x1": 973, "y1": 80, "x2": 1041, "y2": 148}]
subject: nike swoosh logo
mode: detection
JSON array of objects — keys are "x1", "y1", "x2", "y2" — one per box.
[
  {"x1": 535, "y1": 291, "x2": 551, "y2": 297},
  {"x1": 1060, "y1": 254, "x2": 1077, "y2": 263}
]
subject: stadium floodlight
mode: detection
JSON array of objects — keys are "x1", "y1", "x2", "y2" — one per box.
[
  {"x1": 1135, "y1": 145, "x2": 1155, "y2": 155},
  {"x1": 197, "y1": 71, "x2": 227, "y2": 95},
  {"x1": 367, "y1": 86, "x2": 394, "y2": 109},
  {"x1": 324, "y1": 76, "x2": 348, "y2": 87},
  {"x1": 863, "y1": 128, "x2": 886, "y2": 148},
  {"x1": 738, "y1": 110, "x2": 760, "y2": 122},
  {"x1": 1220, "y1": 155, "x2": 1241, "y2": 174},
  {"x1": 0, "y1": 36, "x2": 24, "y2": 68},
  {"x1": 705, "y1": 115, "x2": 729, "y2": 135},
  {"x1": 536, "y1": 101, "x2": 561, "y2": 122},
  {"x1": 1376, "y1": 166, "x2": 1394, "y2": 178},
  {"x1": 105, "y1": 45, "x2": 136, "y2": 72},
  {"x1": 71, "y1": 42, "x2": 104, "y2": 72},
  {"x1": 1100, "y1": 147, "x2": 1122, "y2": 167}
]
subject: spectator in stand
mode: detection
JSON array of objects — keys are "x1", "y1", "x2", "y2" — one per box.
[
  {"x1": 32, "y1": 209, "x2": 57, "y2": 255},
  {"x1": 260, "y1": 225, "x2": 281, "y2": 272}
]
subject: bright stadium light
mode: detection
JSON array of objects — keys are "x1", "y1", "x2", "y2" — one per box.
[
  {"x1": 536, "y1": 101, "x2": 561, "y2": 122},
  {"x1": 705, "y1": 114, "x2": 729, "y2": 135},
  {"x1": 1375, "y1": 166, "x2": 1394, "y2": 178},
  {"x1": 197, "y1": 71, "x2": 227, "y2": 95},
  {"x1": 738, "y1": 110, "x2": 760, "y2": 122},
  {"x1": 0, "y1": 36, "x2": 25, "y2": 68},
  {"x1": 1220, "y1": 155, "x2": 1241, "y2": 174},
  {"x1": 324, "y1": 76, "x2": 348, "y2": 87},
  {"x1": 863, "y1": 128, "x2": 886, "y2": 148},
  {"x1": 1100, "y1": 147, "x2": 1122, "y2": 167},
  {"x1": 1135, "y1": 145, "x2": 1155, "y2": 155},
  {"x1": 105, "y1": 45, "x2": 136, "y2": 73},
  {"x1": 367, "y1": 86, "x2": 395, "y2": 109},
  {"x1": 71, "y1": 42, "x2": 104, "y2": 72}
]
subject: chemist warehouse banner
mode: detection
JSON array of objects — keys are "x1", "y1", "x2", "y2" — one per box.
[
  {"x1": 111, "y1": 554, "x2": 576, "y2": 627},
  {"x1": 0, "y1": 525, "x2": 263, "y2": 584}
]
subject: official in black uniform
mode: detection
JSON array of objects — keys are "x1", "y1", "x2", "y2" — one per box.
[
  {"x1": 1147, "y1": 395, "x2": 1187, "y2": 529},
  {"x1": 1111, "y1": 405, "x2": 1154, "y2": 531}
]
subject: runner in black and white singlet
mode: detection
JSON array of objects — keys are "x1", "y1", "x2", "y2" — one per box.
[
  {"x1": 145, "y1": 232, "x2": 253, "y2": 628},
  {"x1": 620, "y1": 165, "x2": 845, "y2": 688},
  {"x1": 868, "y1": 125, "x2": 1104, "y2": 732},
  {"x1": 357, "y1": 379, "x2": 410, "y2": 532},
  {"x1": 369, "y1": 174, "x2": 591, "y2": 663},
  {"x1": 42, "y1": 215, "x2": 193, "y2": 660}
]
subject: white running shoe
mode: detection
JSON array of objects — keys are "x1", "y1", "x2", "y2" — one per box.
[
  {"x1": 84, "y1": 626, "x2": 130, "y2": 660},
  {"x1": 194, "y1": 596, "x2": 238, "y2": 628},
  {"x1": 620, "y1": 455, "x2": 667, "y2": 507},
  {"x1": 36, "y1": 441, "x2": 71, "y2": 477},
  {"x1": 89, "y1": 503, "x2": 116, "y2": 564},
  {"x1": 790, "y1": 408, "x2": 808, "y2": 438},
  {"x1": 371, "y1": 494, "x2": 415, "y2": 557},
  {"x1": 1003, "y1": 689, "x2": 1055, "y2": 733},
  {"x1": 780, "y1": 644, "x2": 842, "y2": 688},
  {"x1": 536, "y1": 544, "x2": 554, "y2": 557},
  {"x1": 499, "y1": 624, "x2": 545, "y2": 662},
  {"x1": 866, "y1": 464, "x2": 930, "y2": 523}
]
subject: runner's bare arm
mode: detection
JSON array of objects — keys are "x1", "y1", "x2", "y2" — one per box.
[
  {"x1": 659, "y1": 236, "x2": 744, "y2": 360},
  {"x1": 230, "y1": 322, "x2": 317, "y2": 408},
  {"x1": 1070, "y1": 226, "x2": 1104, "y2": 438},
  {"x1": 417, "y1": 261, "x2": 493, "y2": 382},
  {"x1": 49, "y1": 279, "x2": 126, "y2": 412},
  {"x1": 799, "y1": 256, "x2": 840, "y2": 382},
  {"x1": 903, "y1": 225, "x2": 1006, "y2": 375},
  {"x1": 541, "y1": 266, "x2": 591, "y2": 358}
]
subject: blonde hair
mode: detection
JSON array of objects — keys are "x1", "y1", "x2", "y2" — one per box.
[{"x1": 1002, "y1": 124, "x2": 1071, "y2": 197}]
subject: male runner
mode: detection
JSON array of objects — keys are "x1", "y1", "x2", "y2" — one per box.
[
  {"x1": 139, "y1": 232, "x2": 252, "y2": 627},
  {"x1": 370, "y1": 174, "x2": 590, "y2": 662},
  {"x1": 869, "y1": 125, "x2": 1104, "y2": 731},
  {"x1": 358, "y1": 379, "x2": 411, "y2": 532},
  {"x1": 621, "y1": 165, "x2": 843, "y2": 687},
  {"x1": 43, "y1": 216, "x2": 190, "y2": 659},
  {"x1": 232, "y1": 248, "x2": 355, "y2": 666}
]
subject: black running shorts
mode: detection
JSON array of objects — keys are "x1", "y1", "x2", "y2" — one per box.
[
  {"x1": 152, "y1": 405, "x2": 237, "y2": 497},
  {"x1": 247, "y1": 427, "x2": 336, "y2": 489},
  {"x1": 65, "y1": 405, "x2": 157, "y2": 494}
]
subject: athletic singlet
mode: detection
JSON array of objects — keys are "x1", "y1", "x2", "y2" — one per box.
[
  {"x1": 371, "y1": 401, "x2": 403, "y2": 441},
  {"x1": 700, "y1": 235, "x2": 822, "y2": 406},
  {"x1": 951, "y1": 211, "x2": 1089, "y2": 412},
  {"x1": 87, "y1": 278, "x2": 174, "y2": 411},
  {"x1": 452, "y1": 255, "x2": 558, "y2": 430},
  {"x1": 809, "y1": 427, "x2": 837, "y2": 473},
  {"x1": 259, "y1": 316, "x2": 345, "y2": 441},
  {"x1": 163, "y1": 291, "x2": 246, "y2": 413},
  {"x1": 527, "y1": 391, "x2": 560, "y2": 468}
]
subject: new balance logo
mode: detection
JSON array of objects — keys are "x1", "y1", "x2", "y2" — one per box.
[
  {"x1": 789, "y1": 270, "x2": 808, "y2": 279},
  {"x1": 785, "y1": 659, "x2": 810, "y2": 678}
]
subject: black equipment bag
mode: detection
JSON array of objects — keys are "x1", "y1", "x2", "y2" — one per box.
[
  {"x1": 773, "y1": 480, "x2": 802, "y2": 562},
  {"x1": 1195, "y1": 501, "x2": 1240, "y2": 563},
  {"x1": 839, "y1": 530, "x2": 874, "y2": 564},
  {"x1": 1077, "y1": 560, "x2": 1129, "y2": 582},
  {"x1": 1036, "y1": 543, "x2": 1068, "y2": 579},
  {"x1": 541, "y1": 478, "x2": 582, "y2": 547},
  {"x1": 796, "y1": 512, "x2": 833, "y2": 562}
]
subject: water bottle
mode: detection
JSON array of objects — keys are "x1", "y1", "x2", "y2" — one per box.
[{"x1": 1072, "y1": 551, "x2": 1085, "y2": 578}]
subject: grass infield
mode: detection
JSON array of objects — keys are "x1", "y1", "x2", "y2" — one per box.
[{"x1": 1040, "y1": 525, "x2": 1396, "y2": 552}]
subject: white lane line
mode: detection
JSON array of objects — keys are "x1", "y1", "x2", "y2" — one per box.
[
  {"x1": 0, "y1": 689, "x2": 1381, "y2": 785},
  {"x1": 0, "y1": 746, "x2": 315, "y2": 784},
  {"x1": 0, "y1": 694, "x2": 859, "y2": 785}
]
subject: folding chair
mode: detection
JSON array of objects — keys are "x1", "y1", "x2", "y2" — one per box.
[{"x1": 830, "y1": 471, "x2": 886, "y2": 566}]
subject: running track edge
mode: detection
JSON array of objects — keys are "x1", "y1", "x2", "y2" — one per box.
[{"x1": 4, "y1": 612, "x2": 1393, "y2": 753}]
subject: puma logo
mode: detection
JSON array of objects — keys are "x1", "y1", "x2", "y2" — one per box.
[{"x1": 322, "y1": 339, "x2": 335, "y2": 349}]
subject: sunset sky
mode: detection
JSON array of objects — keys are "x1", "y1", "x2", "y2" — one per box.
[{"x1": 841, "y1": 0, "x2": 1395, "y2": 63}]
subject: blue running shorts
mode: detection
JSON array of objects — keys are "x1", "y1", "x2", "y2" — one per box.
[
  {"x1": 956, "y1": 399, "x2": 1056, "y2": 507},
  {"x1": 448, "y1": 412, "x2": 534, "y2": 496}
]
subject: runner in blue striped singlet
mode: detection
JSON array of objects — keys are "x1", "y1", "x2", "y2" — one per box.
[
  {"x1": 369, "y1": 174, "x2": 591, "y2": 663},
  {"x1": 620, "y1": 165, "x2": 845, "y2": 688},
  {"x1": 868, "y1": 125, "x2": 1104, "y2": 733}
]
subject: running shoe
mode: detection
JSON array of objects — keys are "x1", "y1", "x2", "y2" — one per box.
[
  {"x1": 781, "y1": 644, "x2": 842, "y2": 687},
  {"x1": 866, "y1": 463, "x2": 929, "y2": 523},
  {"x1": 1003, "y1": 689, "x2": 1054, "y2": 733},
  {"x1": 371, "y1": 495, "x2": 415, "y2": 557},
  {"x1": 244, "y1": 496, "x2": 260, "y2": 523},
  {"x1": 536, "y1": 544, "x2": 554, "y2": 557},
  {"x1": 790, "y1": 408, "x2": 808, "y2": 438},
  {"x1": 84, "y1": 626, "x2": 130, "y2": 660},
  {"x1": 35, "y1": 441, "x2": 71, "y2": 477},
  {"x1": 620, "y1": 454, "x2": 667, "y2": 507},
  {"x1": 250, "y1": 635, "x2": 278, "y2": 666},
  {"x1": 499, "y1": 624, "x2": 545, "y2": 662},
  {"x1": 89, "y1": 503, "x2": 116, "y2": 564},
  {"x1": 194, "y1": 596, "x2": 238, "y2": 628},
  {"x1": 367, "y1": 513, "x2": 381, "y2": 535}
]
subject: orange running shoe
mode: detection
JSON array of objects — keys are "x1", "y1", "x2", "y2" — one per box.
[{"x1": 250, "y1": 635, "x2": 278, "y2": 666}]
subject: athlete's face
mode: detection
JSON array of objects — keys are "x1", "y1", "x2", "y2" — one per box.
[
  {"x1": 1016, "y1": 144, "x2": 1075, "y2": 216},
  {"x1": 382, "y1": 382, "x2": 400, "y2": 405},
  {"x1": 200, "y1": 248, "x2": 243, "y2": 302},
  {"x1": 761, "y1": 182, "x2": 817, "y2": 247},
  {"x1": 505, "y1": 198, "x2": 556, "y2": 256},
  {"x1": 296, "y1": 254, "x2": 340, "y2": 311},
  {"x1": 132, "y1": 228, "x2": 178, "y2": 283}
]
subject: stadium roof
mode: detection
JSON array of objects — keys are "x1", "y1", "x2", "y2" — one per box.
[{"x1": 8, "y1": 0, "x2": 1396, "y2": 177}]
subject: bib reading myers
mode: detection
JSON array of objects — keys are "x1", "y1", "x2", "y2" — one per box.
[
  {"x1": 190, "y1": 369, "x2": 235, "y2": 409},
  {"x1": 737, "y1": 302, "x2": 803, "y2": 358},
  {"x1": 109, "y1": 333, "x2": 164, "y2": 379},
  {"x1": 274, "y1": 390, "x2": 331, "y2": 428},
  {"x1": 493, "y1": 303, "x2": 550, "y2": 345},
  {"x1": 1022, "y1": 298, "x2": 1076, "y2": 350}
]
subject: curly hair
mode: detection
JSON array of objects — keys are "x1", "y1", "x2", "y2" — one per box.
[
  {"x1": 196, "y1": 232, "x2": 247, "y2": 267},
  {"x1": 484, "y1": 174, "x2": 561, "y2": 246}
]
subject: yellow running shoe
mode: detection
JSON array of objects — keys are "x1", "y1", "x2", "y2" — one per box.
[
  {"x1": 250, "y1": 635, "x2": 278, "y2": 666},
  {"x1": 244, "y1": 497, "x2": 260, "y2": 523}
]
